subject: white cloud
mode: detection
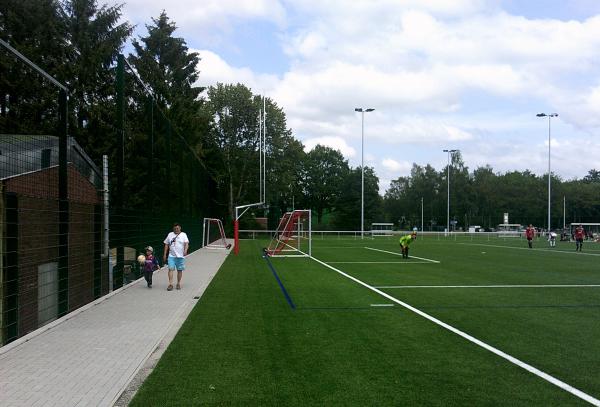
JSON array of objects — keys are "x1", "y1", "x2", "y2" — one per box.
[
  {"x1": 108, "y1": 0, "x2": 287, "y2": 47},
  {"x1": 194, "y1": 50, "x2": 279, "y2": 92},
  {"x1": 303, "y1": 136, "x2": 356, "y2": 158},
  {"x1": 382, "y1": 158, "x2": 412, "y2": 173}
]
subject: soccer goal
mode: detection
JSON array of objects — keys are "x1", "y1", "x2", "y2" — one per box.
[
  {"x1": 371, "y1": 222, "x2": 394, "y2": 237},
  {"x1": 202, "y1": 218, "x2": 232, "y2": 250},
  {"x1": 266, "y1": 210, "x2": 312, "y2": 257}
]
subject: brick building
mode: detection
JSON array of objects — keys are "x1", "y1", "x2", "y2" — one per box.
[{"x1": 1, "y1": 135, "x2": 106, "y2": 344}]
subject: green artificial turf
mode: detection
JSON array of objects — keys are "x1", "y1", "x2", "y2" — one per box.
[{"x1": 130, "y1": 236, "x2": 599, "y2": 406}]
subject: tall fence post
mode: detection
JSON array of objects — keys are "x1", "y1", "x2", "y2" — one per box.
[
  {"x1": 57, "y1": 89, "x2": 69, "y2": 316},
  {"x1": 103, "y1": 155, "x2": 111, "y2": 292},
  {"x1": 114, "y1": 53, "x2": 125, "y2": 289},
  {"x1": 167, "y1": 121, "x2": 172, "y2": 212},
  {"x1": 4, "y1": 192, "x2": 19, "y2": 343}
]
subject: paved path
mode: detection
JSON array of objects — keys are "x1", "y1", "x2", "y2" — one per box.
[{"x1": 0, "y1": 247, "x2": 230, "y2": 407}]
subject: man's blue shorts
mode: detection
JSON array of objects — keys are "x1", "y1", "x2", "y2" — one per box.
[{"x1": 167, "y1": 256, "x2": 185, "y2": 271}]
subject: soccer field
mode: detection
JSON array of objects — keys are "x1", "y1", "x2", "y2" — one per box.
[{"x1": 131, "y1": 235, "x2": 600, "y2": 406}]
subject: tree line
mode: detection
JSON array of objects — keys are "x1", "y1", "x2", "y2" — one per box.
[
  {"x1": 385, "y1": 152, "x2": 600, "y2": 231},
  {"x1": 2, "y1": 0, "x2": 599, "y2": 231}
]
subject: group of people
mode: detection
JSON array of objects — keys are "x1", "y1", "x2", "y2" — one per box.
[
  {"x1": 140, "y1": 223, "x2": 190, "y2": 290},
  {"x1": 525, "y1": 223, "x2": 586, "y2": 251}
]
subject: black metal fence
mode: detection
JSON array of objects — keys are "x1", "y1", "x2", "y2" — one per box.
[{"x1": 1, "y1": 41, "x2": 211, "y2": 345}]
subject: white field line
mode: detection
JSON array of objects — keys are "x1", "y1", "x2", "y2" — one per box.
[
  {"x1": 364, "y1": 246, "x2": 440, "y2": 263},
  {"x1": 458, "y1": 242, "x2": 600, "y2": 257},
  {"x1": 376, "y1": 284, "x2": 600, "y2": 289},
  {"x1": 370, "y1": 304, "x2": 394, "y2": 307},
  {"x1": 327, "y1": 261, "x2": 432, "y2": 264},
  {"x1": 307, "y1": 254, "x2": 600, "y2": 406}
]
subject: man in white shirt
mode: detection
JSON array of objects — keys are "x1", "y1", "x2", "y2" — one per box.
[{"x1": 163, "y1": 223, "x2": 190, "y2": 291}]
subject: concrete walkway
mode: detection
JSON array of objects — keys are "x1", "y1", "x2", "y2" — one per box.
[{"x1": 0, "y1": 246, "x2": 231, "y2": 407}]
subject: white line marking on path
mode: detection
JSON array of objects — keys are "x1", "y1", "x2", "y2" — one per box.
[
  {"x1": 458, "y1": 242, "x2": 600, "y2": 257},
  {"x1": 307, "y1": 254, "x2": 600, "y2": 406},
  {"x1": 376, "y1": 284, "x2": 600, "y2": 289},
  {"x1": 327, "y1": 261, "x2": 432, "y2": 264},
  {"x1": 364, "y1": 247, "x2": 440, "y2": 263}
]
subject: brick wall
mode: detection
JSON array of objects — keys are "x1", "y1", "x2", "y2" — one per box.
[{"x1": 3, "y1": 165, "x2": 102, "y2": 338}]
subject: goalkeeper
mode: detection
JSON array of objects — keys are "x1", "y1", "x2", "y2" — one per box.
[{"x1": 399, "y1": 232, "x2": 417, "y2": 259}]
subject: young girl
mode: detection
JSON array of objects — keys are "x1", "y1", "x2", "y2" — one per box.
[{"x1": 142, "y1": 246, "x2": 160, "y2": 288}]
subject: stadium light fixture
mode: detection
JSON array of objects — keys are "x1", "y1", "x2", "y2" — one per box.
[
  {"x1": 355, "y1": 107, "x2": 375, "y2": 239},
  {"x1": 537, "y1": 112, "x2": 558, "y2": 233},
  {"x1": 443, "y1": 149, "x2": 458, "y2": 235}
]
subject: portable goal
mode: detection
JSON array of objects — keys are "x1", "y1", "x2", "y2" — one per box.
[
  {"x1": 202, "y1": 218, "x2": 232, "y2": 249},
  {"x1": 266, "y1": 210, "x2": 311, "y2": 257}
]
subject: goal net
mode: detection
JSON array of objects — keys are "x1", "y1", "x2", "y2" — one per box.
[
  {"x1": 202, "y1": 218, "x2": 232, "y2": 249},
  {"x1": 266, "y1": 210, "x2": 311, "y2": 257},
  {"x1": 371, "y1": 222, "x2": 394, "y2": 237}
]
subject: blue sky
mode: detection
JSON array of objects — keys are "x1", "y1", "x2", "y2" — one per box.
[{"x1": 111, "y1": 0, "x2": 600, "y2": 191}]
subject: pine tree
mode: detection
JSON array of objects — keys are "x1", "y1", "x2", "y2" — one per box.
[{"x1": 62, "y1": 0, "x2": 132, "y2": 161}]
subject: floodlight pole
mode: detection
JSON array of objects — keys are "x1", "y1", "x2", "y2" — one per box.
[
  {"x1": 355, "y1": 107, "x2": 374, "y2": 239},
  {"x1": 443, "y1": 149, "x2": 458, "y2": 235},
  {"x1": 537, "y1": 113, "x2": 558, "y2": 233},
  {"x1": 421, "y1": 197, "x2": 424, "y2": 232}
]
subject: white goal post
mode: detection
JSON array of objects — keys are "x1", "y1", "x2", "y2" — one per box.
[
  {"x1": 202, "y1": 218, "x2": 232, "y2": 249},
  {"x1": 266, "y1": 210, "x2": 312, "y2": 257},
  {"x1": 371, "y1": 222, "x2": 394, "y2": 237}
]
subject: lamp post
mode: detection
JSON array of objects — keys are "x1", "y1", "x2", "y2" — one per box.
[
  {"x1": 537, "y1": 113, "x2": 558, "y2": 233},
  {"x1": 355, "y1": 107, "x2": 375, "y2": 239},
  {"x1": 443, "y1": 149, "x2": 458, "y2": 235}
]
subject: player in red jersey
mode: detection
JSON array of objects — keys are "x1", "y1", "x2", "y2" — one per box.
[
  {"x1": 525, "y1": 224, "x2": 535, "y2": 249},
  {"x1": 574, "y1": 224, "x2": 585, "y2": 252}
]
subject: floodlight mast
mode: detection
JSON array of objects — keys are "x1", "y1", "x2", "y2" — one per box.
[
  {"x1": 537, "y1": 112, "x2": 558, "y2": 233},
  {"x1": 355, "y1": 107, "x2": 375, "y2": 239},
  {"x1": 233, "y1": 97, "x2": 267, "y2": 255},
  {"x1": 443, "y1": 149, "x2": 458, "y2": 235}
]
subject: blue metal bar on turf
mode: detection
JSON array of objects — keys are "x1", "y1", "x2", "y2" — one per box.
[{"x1": 263, "y1": 253, "x2": 296, "y2": 310}]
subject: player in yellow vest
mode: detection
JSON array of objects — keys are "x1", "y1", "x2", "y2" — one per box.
[{"x1": 399, "y1": 232, "x2": 417, "y2": 259}]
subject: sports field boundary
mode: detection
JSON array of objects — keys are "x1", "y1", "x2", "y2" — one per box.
[
  {"x1": 306, "y1": 253, "x2": 600, "y2": 406},
  {"x1": 375, "y1": 284, "x2": 600, "y2": 289}
]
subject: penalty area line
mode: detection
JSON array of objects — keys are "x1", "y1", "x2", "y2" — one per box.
[
  {"x1": 326, "y1": 261, "x2": 432, "y2": 264},
  {"x1": 308, "y1": 254, "x2": 600, "y2": 406},
  {"x1": 458, "y1": 242, "x2": 600, "y2": 257},
  {"x1": 364, "y1": 246, "x2": 440, "y2": 263}
]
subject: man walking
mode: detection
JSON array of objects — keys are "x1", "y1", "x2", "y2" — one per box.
[{"x1": 163, "y1": 223, "x2": 190, "y2": 291}]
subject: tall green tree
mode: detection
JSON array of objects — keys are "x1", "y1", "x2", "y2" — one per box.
[
  {"x1": 126, "y1": 11, "x2": 206, "y2": 212},
  {"x1": 301, "y1": 145, "x2": 350, "y2": 224},
  {"x1": 128, "y1": 11, "x2": 203, "y2": 136},
  {"x1": 332, "y1": 166, "x2": 381, "y2": 230},
  {"x1": 201, "y1": 83, "x2": 295, "y2": 219},
  {"x1": 0, "y1": 0, "x2": 68, "y2": 134}
]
